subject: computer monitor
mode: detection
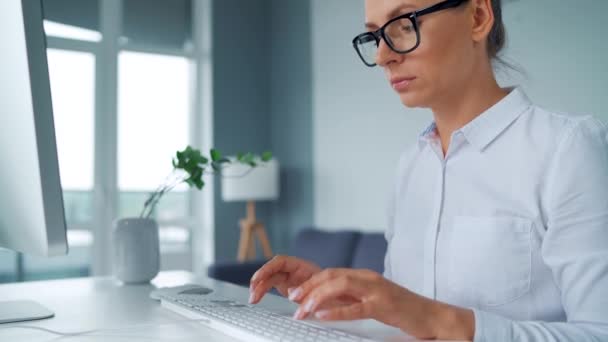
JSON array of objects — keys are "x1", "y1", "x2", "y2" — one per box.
[{"x1": 0, "y1": 0, "x2": 68, "y2": 323}]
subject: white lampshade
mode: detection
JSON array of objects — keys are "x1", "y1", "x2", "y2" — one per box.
[{"x1": 221, "y1": 158, "x2": 279, "y2": 202}]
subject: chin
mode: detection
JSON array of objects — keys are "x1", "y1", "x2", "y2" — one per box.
[{"x1": 397, "y1": 90, "x2": 429, "y2": 109}]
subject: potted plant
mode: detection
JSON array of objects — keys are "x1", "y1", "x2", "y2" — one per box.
[
  {"x1": 112, "y1": 146, "x2": 273, "y2": 284},
  {"x1": 140, "y1": 146, "x2": 273, "y2": 218}
]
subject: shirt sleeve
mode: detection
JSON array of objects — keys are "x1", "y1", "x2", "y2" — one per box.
[{"x1": 473, "y1": 116, "x2": 608, "y2": 341}]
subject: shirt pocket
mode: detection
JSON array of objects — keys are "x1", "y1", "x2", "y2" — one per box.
[{"x1": 446, "y1": 215, "x2": 532, "y2": 307}]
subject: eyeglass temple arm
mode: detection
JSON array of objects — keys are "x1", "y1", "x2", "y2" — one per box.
[{"x1": 416, "y1": 0, "x2": 466, "y2": 17}]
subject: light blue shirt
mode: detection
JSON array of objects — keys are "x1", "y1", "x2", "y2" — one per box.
[{"x1": 384, "y1": 88, "x2": 608, "y2": 341}]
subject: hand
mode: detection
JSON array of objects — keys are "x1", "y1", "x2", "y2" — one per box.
[
  {"x1": 248, "y1": 255, "x2": 322, "y2": 304},
  {"x1": 287, "y1": 268, "x2": 474, "y2": 340}
]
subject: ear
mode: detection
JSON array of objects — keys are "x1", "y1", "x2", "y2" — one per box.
[{"x1": 470, "y1": 0, "x2": 495, "y2": 44}]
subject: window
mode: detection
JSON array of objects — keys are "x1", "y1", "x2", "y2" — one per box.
[
  {"x1": 48, "y1": 49, "x2": 96, "y2": 225},
  {"x1": 0, "y1": 0, "x2": 200, "y2": 284},
  {"x1": 117, "y1": 51, "x2": 192, "y2": 256},
  {"x1": 43, "y1": 21, "x2": 101, "y2": 42},
  {"x1": 0, "y1": 49, "x2": 96, "y2": 282}
]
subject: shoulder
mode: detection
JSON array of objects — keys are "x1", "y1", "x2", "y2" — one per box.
[{"x1": 524, "y1": 105, "x2": 606, "y2": 141}]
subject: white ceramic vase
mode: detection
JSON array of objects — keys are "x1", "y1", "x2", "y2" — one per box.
[{"x1": 112, "y1": 218, "x2": 160, "y2": 284}]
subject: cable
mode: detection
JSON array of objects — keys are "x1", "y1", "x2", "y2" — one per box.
[{"x1": 0, "y1": 318, "x2": 210, "y2": 339}]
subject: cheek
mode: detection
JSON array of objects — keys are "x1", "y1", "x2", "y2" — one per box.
[{"x1": 412, "y1": 23, "x2": 471, "y2": 90}]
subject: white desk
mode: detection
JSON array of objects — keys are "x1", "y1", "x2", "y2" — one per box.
[{"x1": 0, "y1": 271, "x2": 419, "y2": 341}]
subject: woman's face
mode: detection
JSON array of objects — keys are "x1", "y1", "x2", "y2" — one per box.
[{"x1": 364, "y1": 0, "x2": 477, "y2": 108}]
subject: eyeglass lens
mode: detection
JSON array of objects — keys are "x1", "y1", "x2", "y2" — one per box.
[{"x1": 355, "y1": 17, "x2": 418, "y2": 66}]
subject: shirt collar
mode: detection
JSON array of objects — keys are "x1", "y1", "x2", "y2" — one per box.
[
  {"x1": 418, "y1": 87, "x2": 532, "y2": 152},
  {"x1": 418, "y1": 122, "x2": 439, "y2": 150}
]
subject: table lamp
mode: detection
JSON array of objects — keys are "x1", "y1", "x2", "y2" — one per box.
[{"x1": 221, "y1": 158, "x2": 279, "y2": 262}]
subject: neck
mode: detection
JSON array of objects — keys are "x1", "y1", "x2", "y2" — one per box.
[{"x1": 430, "y1": 69, "x2": 508, "y2": 155}]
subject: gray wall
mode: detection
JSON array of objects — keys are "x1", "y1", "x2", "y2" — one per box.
[
  {"x1": 212, "y1": 0, "x2": 313, "y2": 261},
  {"x1": 311, "y1": 0, "x2": 608, "y2": 232},
  {"x1": 269, "y1": 0, "x2": 314, "y2": 253},
  {"x1": 212, "y1": 0, "x2": 272, "y2": 262}
]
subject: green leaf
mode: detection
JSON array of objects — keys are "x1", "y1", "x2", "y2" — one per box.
[
  {"x1": 218, "y1": 157, "x2": 231, "y2": 164},
  {"x1": 261, "y1": 151, "x2": 273, "y2": 162},
  {"x1": 210, "y1": 149, "x2": 221, "y2": 162},
  {"x1": 248, "y1": 161, "x2": 257, "y2": 167},
  {"x1": 239, "y1": 152, "x2": 254, "y2": 165},
  {"x1": 236, "y1": 152, "x2": 244, "y2": 161},
  {"x1": 175, "y1": 150, "x2": 189, "y2": 169},
  {"x1": 191, "y1": 167, "x2": 203, "y2": 180}
]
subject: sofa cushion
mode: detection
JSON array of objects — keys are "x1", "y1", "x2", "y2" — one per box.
[
  {"x1": 207, "y1": 260, "x2": 266, "y2": 287},
  {"x1": 350, "y1": 233, "x2": 387, "y2": 274},
  {"x1": 292, "y1": 228, "x2": 360, "y2": 269}
]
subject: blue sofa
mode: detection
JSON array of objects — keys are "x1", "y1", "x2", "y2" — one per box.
[{"x1": 207, "y1": 228, "x2": 387, "y2": 287}]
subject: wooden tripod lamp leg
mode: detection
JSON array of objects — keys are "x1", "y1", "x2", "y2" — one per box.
[
  {"x1": 247, "y1": 231, "x2": 256, "y2": 259},
  {"x1": 236, "y1": 201, "x2": 274, "y2": 262},
  {"x1": 254, "y1": 223, "x2": 273, "y2": 259},
  {"x1": 237, "y1": 220, "x2": 253, "y2": 262}
]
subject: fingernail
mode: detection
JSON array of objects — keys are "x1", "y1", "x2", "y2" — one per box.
[
  {"x1": 315, "y1": 309, "x2": 330, "y2": 319},
  {"x1": 303, "y1": 299, "x2": 315, "y2": 312},
  {"x1": 293, "y1": 308, "x2": 302, "y2": 319},
  {"x1": 251, "y1": 271, "x2": 259, "y2": 281},
  {"x1": 248, "y1": 293, "x2": 255, "y2": 304},
  {"x1": 288, "y1": 288, "x2": 302, "y2": 301}
]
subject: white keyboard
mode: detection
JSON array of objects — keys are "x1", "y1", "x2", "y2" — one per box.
[{"x1": 159, "y1": 293, "x2": 375, "y2": 342}]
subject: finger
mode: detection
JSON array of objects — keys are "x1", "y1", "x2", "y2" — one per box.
[
  {"x1": 314, "y1": 302, "x2": 368, "y2": 321},
  {"x1": 289, "y1": 268, "x2": 361, "y2": 303},
  {"x1": 287, "y1": 286, "x2": 355, "y2": 306},
  {"x1": 250, "y1": 256, "x2": 298, "y2": 287},
  {"x1": 250, "y1": 273, "x2": 288, "y2": 304},
  {"x1": 293, "y1": 276, "x2": 367, "y2": 319},
  {"x1": 287, "y1": 268, "x2": 341, "y2": 302}
]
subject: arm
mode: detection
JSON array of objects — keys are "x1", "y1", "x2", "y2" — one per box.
[
  {"x1": 286, "y1": 117, "x2": 608, "y2": 341},
  {"x1": 473, "y1": 117, "x2": 608, "y2": 341}
]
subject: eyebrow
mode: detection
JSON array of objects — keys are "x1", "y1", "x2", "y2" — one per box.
[{"x1": 365, "y1": 4, "x2": 418, "y2": 30}]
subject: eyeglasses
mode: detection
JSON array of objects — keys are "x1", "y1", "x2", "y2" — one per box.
[{"x1": 352, "y1": 0, "x2": 467, "y2": 67}]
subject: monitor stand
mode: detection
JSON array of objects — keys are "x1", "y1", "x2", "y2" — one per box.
[{"x1": 0, "y1": 300, "x2": 54, "y2": 324}]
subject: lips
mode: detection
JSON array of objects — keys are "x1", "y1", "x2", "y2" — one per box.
[{"x1": 390, "y1": 76, "x2": 416, "y2": 91}]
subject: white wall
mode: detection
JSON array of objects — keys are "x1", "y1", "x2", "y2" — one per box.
[
  {"x1": 312, "y1": 0, "x2": 608, "y2": 232},
  {"x1": 499, "y1": 0, "x2": 608, "y2": 117},
  {"x1": 312, "y1": 0, "x2": 431, "y2": 231}
]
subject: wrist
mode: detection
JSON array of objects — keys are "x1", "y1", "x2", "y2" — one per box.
[{"x1": 432, "y1": 302, "x2": 475, "y2": 341}]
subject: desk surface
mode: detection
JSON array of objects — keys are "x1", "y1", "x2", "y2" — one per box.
[{"x1": 0, "y1": 271, "x2": 429, "y2": 341}]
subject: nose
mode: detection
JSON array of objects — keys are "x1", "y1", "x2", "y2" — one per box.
[{"x1": 375, "y1": 38, "x2": 400, "y2": 67}]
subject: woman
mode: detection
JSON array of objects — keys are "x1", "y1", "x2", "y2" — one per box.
[{"x1": 249, "y1": 0, "x2": 608, "y2": 340}]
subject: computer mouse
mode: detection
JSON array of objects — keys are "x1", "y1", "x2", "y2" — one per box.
[
  {"x1": 179, "y1": 287, "x2": 214, "y2": 295},
  {"x1": 149, "y1": 284, "x2": 214, "y2": 300}
]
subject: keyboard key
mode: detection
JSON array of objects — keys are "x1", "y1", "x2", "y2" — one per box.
[{"x1": 161, "y1": 294, "x2": 373, "y2": 341}]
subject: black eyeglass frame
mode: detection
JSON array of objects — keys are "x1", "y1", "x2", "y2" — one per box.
[{"x1": 352, "y1": 0, "x2": 467, "y2": 67}]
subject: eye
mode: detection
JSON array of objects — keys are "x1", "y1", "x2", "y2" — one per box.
[{"x1": 401, "y1": 24, "x2": 414, "y2": 33}]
